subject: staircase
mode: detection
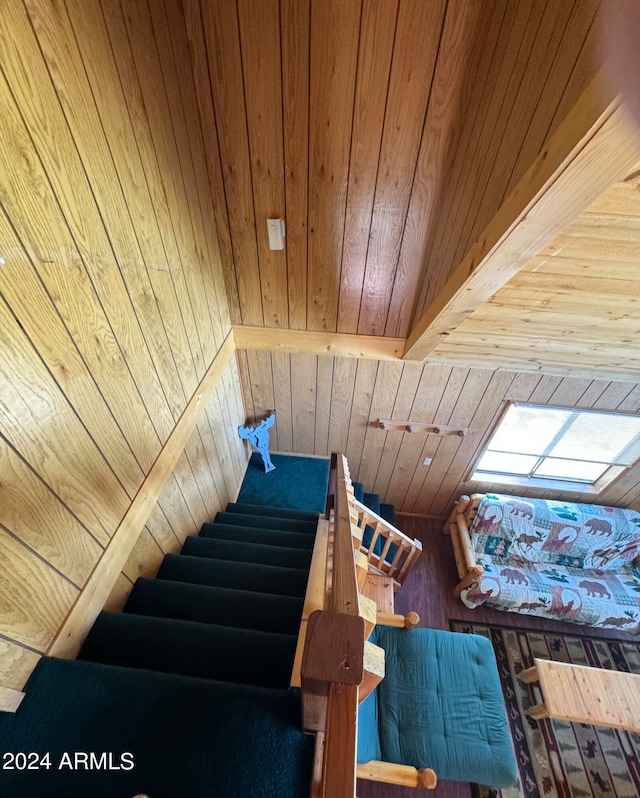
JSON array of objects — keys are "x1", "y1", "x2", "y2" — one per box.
[
  {"x1": 0, "y1": 502, "x2": 320, "y2": 798},
  {"x1": 352, "y1": 482, "x2": 421, "y2": 585},
  {"x1": 353, "y1": 481, "x2": 396, "y2": 527},
  {"x1": 0, "y1": 454, "x2": 420, "y2": 798}
]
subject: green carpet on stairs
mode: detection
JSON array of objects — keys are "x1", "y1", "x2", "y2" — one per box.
[
  {"x1": 1, "y1": 474, "x2": 326, "y2": 796},
  {"x1": 225, "y1": 502, "x2": 320, "y2": 523},
  {"x1": 237, "y1": 453, "x2": 330, "y2": 513},
  {"x1": 362, "y1": 491, "x2": 380, "y2": 515},
  {"x1": 79, "y1": 611, "x2": 298, "y2": 688},
  {"x1": 358, "y1": 491, "x2": 400, "y2": 561},
  {"x1": 181, "y1": 534, "x2": 313, "y2": 570},
  {"x1": 200, "y1": 521, "x2": 314, "y2": 550},
  {"x1": 215, "y1": 510, "x2": 318, "y2": 534},
  {"x1": 380, "y1": 502, "x2": 396, "y2": 526},
  {"x1": 0, "y1": 657, "x2": 313, "y2": 798},
  {"x1": 157, "y1": 553, "x2": 310, "y2": 596},
  {"x1": 125, "y1": 578, "x2": 304, "y2": 634}
]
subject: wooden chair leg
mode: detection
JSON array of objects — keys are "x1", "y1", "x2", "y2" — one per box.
[
  {"x1": 357, "y1": 761, "x2": 437, "y2": 789},
  {"x1": 376, "y1": 611, "x2": 420, "y2": 629}
]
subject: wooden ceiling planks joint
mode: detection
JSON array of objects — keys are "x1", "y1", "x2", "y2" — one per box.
[
  {"x1": 413, "y1": 0, "x2": 602, "y2": 322},
  {"x1": 355, "y1": 0, "x2": 447, "y2": 337},
  {"x1": 384, "y1": 0, "x2": 490, "y2": 339},
  {"x1": 193, "y1": 0, "x2": 491, "y2": 339},
  {"x1": 430, "y1": 171, "x2": 640, "y2": 380},
  {"x1": 307, "y1": 0, "x2": 361, "y2": 333},
  {"x1": 336, "y1": 0, "x2": 399, "y2": 336},
  {"x1": 200, "y1": 0, "x2": 630, "y2": 382},
  {"x1": 403, "y1": 68, "x2": 640, "y2": 374}
]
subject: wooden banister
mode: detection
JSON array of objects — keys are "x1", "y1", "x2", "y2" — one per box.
[
  {"x1": 353, "y1": 499, "x2": 422, "y2": 586},
  {"x1": 322, "y1": 684, "x2": 359, "y2": 796},
  {"x1": 302, "y1": 453, "x2": 365, "y2": 798},
  {"x1": 303, "y1": 453, "x2": 423, "y2": 797},
  {"x1": 332, "y1": 461, "x2": 361, "y2": 617}
]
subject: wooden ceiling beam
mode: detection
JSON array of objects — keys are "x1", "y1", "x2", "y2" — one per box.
[
  {"x1": 403, "y1": 70, "x2": 640, "y2": 361},
  {"x1": 232, "y1": 325, "x2": 404, "y2": 361}
]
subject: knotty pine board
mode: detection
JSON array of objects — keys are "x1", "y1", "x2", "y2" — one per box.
[
  {"x1": 202, "y1": 0, "x2": 263, "y2": 326},
  {"x1": 238, "y1": 0, "x2": 289, "y2": 329},
  {"x1": 0, "y1": 440, "x2": 102, "y2": 588},
  {"x1": 0, "y1": 529, "x2": 79, "y2": 652},
  {"x1": 386, "y1": 0, "x2": 488, "y2": 338},
  {"x1": 307, "y1": 0, "x2": 361, "y2": 332}
]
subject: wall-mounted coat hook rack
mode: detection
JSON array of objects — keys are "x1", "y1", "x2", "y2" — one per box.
[{"x1": 377, "y1": 419, "x2": 467, "y2": 438}]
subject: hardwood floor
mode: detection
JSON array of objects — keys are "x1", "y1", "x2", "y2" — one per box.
[{"x1": 356, "y1": 515, "x2": 638, "y2": 798}]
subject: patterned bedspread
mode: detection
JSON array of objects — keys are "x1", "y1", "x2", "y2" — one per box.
[{"x1": 460, "y1": 495, "x2": 640, "y2": 632}]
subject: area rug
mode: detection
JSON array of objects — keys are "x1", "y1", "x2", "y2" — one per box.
[
  {"x1": 450, "y1": 621, "x2": 640, "y2": 798},
  {"x1": 237, "y1": 452, "x2": 330, "y2": 514}
]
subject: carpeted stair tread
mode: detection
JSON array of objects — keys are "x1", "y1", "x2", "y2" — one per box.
[
  {"x1": 214, "y1": 510, "x2": 317, "y2": 535},
  {"x1": 200, "y1": 521, "x2": 314, "y2": 550},
  {"x1": 363, "y1": 491, "x2": 381, "y2": 515},
  {"x1": 124, "y1": 578, "x2": 304, "y2": 635},
  {"x1": 226, "y1": 502, "x2": 320, "y2": 524},
  {"x1": 158, "y1": 553, "x2": 309, "y2": 597},
  {"x1": 0, "y1": 656, "x2": 312, "y2": 798},
  {"x1": 362, "y1": 492, "x2": 384, "y2": 557},
  {"x1": 237, "y1": 452, "x2": 330, "y2": 513},
  {"x1": 353, "y1": 481, "x2": 365, "y2": 503},
  {"x1": 181, "y1": 535, "x2": 312, "y2": 570},
  {"x1": 380, "y1": 502, "x2": 397, "y2": 526},
  {"x1": 79, "y1": 612, "x2": 297, "y2": 689}
]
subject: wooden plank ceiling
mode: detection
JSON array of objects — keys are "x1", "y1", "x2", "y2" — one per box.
[
  {"x1": 194, "y1": 0, "x2": 487, "y2": 336},
  {"x1": 429, "y1": 172, "x2": 640, "y2": 379},
  {"x1": 192, "y1": 0, "x2": 602, "y2": 341}
]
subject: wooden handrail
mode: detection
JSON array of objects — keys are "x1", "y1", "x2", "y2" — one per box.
[
  {"x1": 332, "y1": 456, "x2": 361, "y2": 617},
  {"x1": 302, "y1": 453, "x2": 363, "y2": 798},
  {"x1": 322, "y1": 683, "x2": 359, "y2": 796},
  {"x1": 321, "y1": 455, "x2": 361, "y2": 797},
  {"x1": 303, "y1": 454, "x2": 423, "y2": 796},
  {"x1": 354, "y1": 499, "x2": 416, "y2": 548}
]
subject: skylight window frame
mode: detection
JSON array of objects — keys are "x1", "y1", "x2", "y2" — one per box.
[{"x1": 468, "y1": 402, "x2": 640, "y2": 495}]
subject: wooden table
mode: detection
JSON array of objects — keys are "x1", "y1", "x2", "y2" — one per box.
[{"x1": 519, "y1": 658, "x2": 640, "y2": 732}]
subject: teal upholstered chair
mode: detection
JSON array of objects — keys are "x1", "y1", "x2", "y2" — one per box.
[{"x1": 357, "y1": 626, "x2": 519, "y2": 790}]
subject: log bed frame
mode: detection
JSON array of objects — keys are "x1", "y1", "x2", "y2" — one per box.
[{"x1": 444, "y1": 494, "x2": 485, "y2": 597}]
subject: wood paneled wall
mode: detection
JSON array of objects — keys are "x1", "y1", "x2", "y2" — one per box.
[
  {"x1": 192, "y1": 0, "x2": 490, "y2": 337},
  {"x1": 107, "y1": 358, "x2": 249, "y2": 613},
  {"x1": 191, "y1": 0, "x2": 601, "y2": 340},
  {"x1": 239, "y1": 350, "x2": 640, "y2": 517},
  {"x1": 413, "y1": 0, "x2": 602, "y2": 323},
  {"x1": 0, "y1": 0, "x2": 246, "y2": 690}
]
